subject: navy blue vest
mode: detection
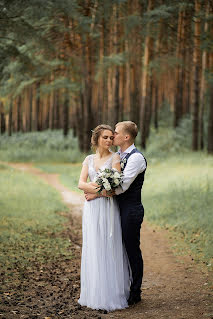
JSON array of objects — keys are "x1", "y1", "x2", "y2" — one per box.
[{"x1": 117, "y1": 148, "x2": 147, "y2": 210}]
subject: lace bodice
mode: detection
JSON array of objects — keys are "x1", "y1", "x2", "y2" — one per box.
[{"x1": 83, "y1": 153, "x2": 120, "y2": 182}]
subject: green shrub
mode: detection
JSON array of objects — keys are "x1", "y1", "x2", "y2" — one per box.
[{"x1": 0, "y1": 130, "x2": 86, "y2": 163}]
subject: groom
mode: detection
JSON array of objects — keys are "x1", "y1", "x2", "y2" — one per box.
[
  {"x1": 85, "y1": 121, "x2": 147, "y2": 305},
  {"x1": 113, "y1": 121, "x2": 147, "y2": 305}
]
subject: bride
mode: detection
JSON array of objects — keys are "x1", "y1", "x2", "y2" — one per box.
[{"x1": 78, "y1": 124, "x2": 130, "y2": 311}]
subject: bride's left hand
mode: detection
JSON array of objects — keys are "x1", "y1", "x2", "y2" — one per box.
[
  {"x1": 89, "y1": 182, "x2": 100, "y2": 190},
  {"x1": 85, "y1": 192, "x2": 98, "y2": 201}
]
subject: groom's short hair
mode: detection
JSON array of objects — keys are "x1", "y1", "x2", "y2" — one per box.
[{"x1": 115, "y1": 121, "x2": 138, "y2": 141}]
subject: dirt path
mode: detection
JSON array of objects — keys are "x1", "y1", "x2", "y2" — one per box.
[{"x1": 3, "y1": 163, "x2": 213, "y2": 319}]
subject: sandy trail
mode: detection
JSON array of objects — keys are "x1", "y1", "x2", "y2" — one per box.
[{"x1": 6, "y1": 162, "x2": 213, "y2": 319}]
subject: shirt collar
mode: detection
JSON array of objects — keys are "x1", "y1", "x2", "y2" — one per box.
[{"x1": 118, "y1": 144, "x2": 136, "y2": 155}]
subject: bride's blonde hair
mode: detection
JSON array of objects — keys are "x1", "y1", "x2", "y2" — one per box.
[{"x1": 91, "y1": 124, "x2": 114, "y2": 151}]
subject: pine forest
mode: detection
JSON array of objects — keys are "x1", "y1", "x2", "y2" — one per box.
[{"x1": 0, "y1": 0, "x2": 213, "y2": 153}]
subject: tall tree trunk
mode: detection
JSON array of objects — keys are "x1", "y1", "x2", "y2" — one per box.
[
  {"x1": 154, "y1": 81, "x2": 159, "y2": 131},
  {"x1": 44, "y1": 94, "x2": 50, "y2": 130},
  {"x1": 35, "y1": 82, "x2": 41, "y2": 131},
  {"x1": 145, "y1": 75, "x2": 153, "y2": 139},
  {"x1": 112, "y1": 3, "x2": 120, "y2": 126},
  {"x1": 192, "y1": 0, "x2": 202, "y2": 151},
  {"x1": 114, "y1": 67, "x2": 120, "y2": 125},
  {"x1": 140, "y1": 0, "x2": 154, "y2": 149},
  {"x1": 174, "y1": 10, "x2": 185, "y2": 127},
  {"x1": 8, "y1": 101, "x2": 13, "y2": 136},
  {"x1": 119, "y1": 65, "x2": 125, "y2": 122},
  {"x1": 207, "y1": 46, "x2": 213, "y2": 153},
  {"x1": 207, "y1": 83, "x2": 213, "y2": 153},
  {"x1": 63, "y1": 91, "x2": 69, "y2": 137},
  {"x1": 200, "y1": 0, "x2": 210, "y2": 149},
  {"x1": 102, "y1": 6, "x2": 109, "y2": 123},
  {"x1": 182, "y1": 6, "x2": 193, "y2": 115},
  {"x1": 130, "y1": 64, "x2": 139, "y2": 125},
  {"x1": 82, "y1": 37, "x2": 93, "y2": 153},
  {"x1": 28, "y1": 87, "x2": 33, "y2": 132},
  {"x1": 49, "y1": 90, "x2": 54, "y2": 130},
  {"x1": 129, "y1": 0, "x2": 143, "y2": 127},
  {"x1": 17, "y1": 95, "x2": 22, "y2": 132},
  {"x1": 76, "y1": 93, "x2": 84, "y2": 152},
  {"x1": 152, "y1": 9, "x2": 167, "y2": 131},
  {"x1": 54, "y1": 91, "x2": 60, "y2": 129},
  {"x1": 0, "y1": 103, "x2": 6, "y2": 134}
]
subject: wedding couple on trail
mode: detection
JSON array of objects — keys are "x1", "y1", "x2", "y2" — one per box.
[{"x1": 78, "y1": 121, "x2": 147, "y2": 311}]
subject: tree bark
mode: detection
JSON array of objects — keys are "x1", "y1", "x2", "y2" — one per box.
[
  {"x1": 54, "y1": 91, "x2": 60, "y2": 129},
  {"x1": 207, "y1": 47, "x2": 213, "y2": 152},
  {"x1": 76, "y1": 93, "x2": 85, "y2": 152},
  {"x1": 154, "y1": 81, "x2": 159, "y2": 131},
  {"x1": 192, "y1": 0, "x2": 202, "y2": 151},
  {"x1": 8, "y1": 101, "x2": 13, "y2": 136},
  {"x1": 35, "y1": 82, "x2": 41, "y2": 131},
  {"x1": 82, "y1": 37, "x2": 93, "y2": 153},
  {"x1": 140, "y1": 0, "x2": 154, "y2": 149},
  {"x1": 200, "y1": 0, "x2": 210, "y2": 149},
  {"x1": 17, "y1": 95, "x2": 22, "y2": 132},
  {"x1": 0, "y1": 102, "x2": 6, "y2": 134},
  {"x1": 174, "y1": 9, "x2": 186, "y2": 127},
  {"x1": 63, "y1": 91, "x2": 69, "y2": 137},
  {"x1": 102, "y1": 5, "x2": 109, "y2": 123},
  {"x1": 28, "y1": 87, "x2": 33, "y2": 132}
]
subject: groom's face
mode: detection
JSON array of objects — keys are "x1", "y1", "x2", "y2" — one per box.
[{"x1": 113, "y1": 125, "x2": 126, "y2": 146}]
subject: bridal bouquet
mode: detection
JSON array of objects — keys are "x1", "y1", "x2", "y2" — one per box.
[
  {"x1": 94, "y1": 168, "x2": 123, "y2": 237},
  {"x1": 94, "y1": 168, "x2": 123, "y2": 194}
]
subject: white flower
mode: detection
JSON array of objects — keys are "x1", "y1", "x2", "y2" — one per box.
[
  {"x1": 120, "y1": 162, "x2": 124, "y2": 169},
  {"x1": 104, "y1": 182, "x2": 111, "y2": 191},
  {"x1": 114, "y1": 171, "x2": 120, "y2": 179},
  {"x1": 114, "y1": 179, "x2": 119, "y2": 186}
]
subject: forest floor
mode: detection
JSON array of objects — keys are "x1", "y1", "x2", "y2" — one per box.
[{"x1": 1, "y1": 163, "x2": 213, "y2": 319}]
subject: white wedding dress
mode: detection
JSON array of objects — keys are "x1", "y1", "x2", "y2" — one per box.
[{"x1": 78, "y1": 154, "x2": 130, "y2": 311}]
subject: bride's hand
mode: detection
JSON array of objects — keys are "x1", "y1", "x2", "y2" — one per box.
[
  {"x1": 89, "y1": 182, "x2": 99, "y2": 187},
  {"x1": 85, "y1": 192, "x2": 98, "y2": 201},
  {"x1": 89, "y1": 182, "x2": 101, "y2": 191}
]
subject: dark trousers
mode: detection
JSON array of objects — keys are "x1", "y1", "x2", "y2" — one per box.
[{"x1": 120, "y1": 205, "x2": 144, "y2": 295}]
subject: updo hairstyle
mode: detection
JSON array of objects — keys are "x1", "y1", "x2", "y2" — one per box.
[{"x1": 91, "y1": 124, "x2": 114, "y2": 150}]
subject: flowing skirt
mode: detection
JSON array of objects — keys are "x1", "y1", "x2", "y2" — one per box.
[{"x1": 78, "y1": 197, "x2": 130, "y2": 311}]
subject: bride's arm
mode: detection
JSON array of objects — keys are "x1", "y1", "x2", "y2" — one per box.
[{"x1": 78, "y1": 161, "x2": 100, "y2": 194}]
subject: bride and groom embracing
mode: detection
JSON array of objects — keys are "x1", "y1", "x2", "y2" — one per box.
[{"x1": 78, "y1": 121, "x2": 147, "y2": 312}]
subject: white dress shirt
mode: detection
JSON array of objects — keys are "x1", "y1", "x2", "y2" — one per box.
[{"x1": 115, "y1": 144, "x2": 146, "y2": 195}]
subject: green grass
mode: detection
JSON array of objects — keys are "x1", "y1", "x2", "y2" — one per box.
[
  {"x1": 0, "y1": 130, "x2": 86, "y2": 163},
  {"x1": 142, "y1": 152, "x2": 213, "y2": 267},
  {"x1": 1, "y1": 124, "x2": 212, "y2": 269},
  {"x1": 37, "y1": 152, "x2": 213, "y2": 268},
  {"x1": 36, "y1": 163, "x2": 82, "y2": 193},
  {"x1": 0, "y1": 164, "x2": 71, "y2": 280}
]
